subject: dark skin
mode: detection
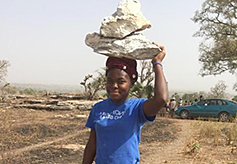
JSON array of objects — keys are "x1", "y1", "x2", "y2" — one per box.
[
  {"x1": 106, "y1": 69, "x2": 133, "y2": 103},
  {"x1": 82, "y1": 45, "x2": 168, "y2": 164}
]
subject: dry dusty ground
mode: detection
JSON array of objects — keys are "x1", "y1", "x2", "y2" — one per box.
[{"x1": 0, "y1": 104, "x2": 237, "y2": 164}]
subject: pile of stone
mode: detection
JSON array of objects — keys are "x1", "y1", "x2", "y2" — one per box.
[{"x1": 85, "y1": 0, "x2": 160, "y2": 60}]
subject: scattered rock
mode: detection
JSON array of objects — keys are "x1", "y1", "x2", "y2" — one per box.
[
  {"x1": 57, "y1": 101, "x2": 70, "y2": 106},
  {"x1": 54, "y1": 114, "x2": 87, "y2": 119},
  {"x1": 23, "y1": 99, "x2": 44, "y2": 104},
  {"x1": 46, "y1": 100, "x2": 59, "y2": 105},
  {"x1": 14, "y1": 104, "x2": 74, "y2": 111},
  {"x1": 50, "y1": 94, "x2": 84, "y2": 100},
  {"x1": 78, "y1": 104, "x2": 93, "y2": 111},
  {"x1": 75, "y1": 114, "x2": 87, "y2": 118},
  {"x1": 12, "y1": 94, "x2": 99, "y2": 111},
  {"x1": 15, "y1": 95, "x2": 27, "y2": 99},
  {"x1": 54, "y1": 144, "x2": 85, "y2": 151}
]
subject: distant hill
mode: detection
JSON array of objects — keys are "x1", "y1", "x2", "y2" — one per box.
[{"x1": 11, "y1": 83, "x2": 83, "y2": 93}]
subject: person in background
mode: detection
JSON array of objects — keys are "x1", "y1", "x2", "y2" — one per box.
[
  {"x1": 184, "y1": 100, "x2": 188, "y2": 106},
  {"x1": 199, "y1": 95, "x2": 204, "y2": 101},
  {"x1": 194, "y1": 98, "x2": 198, "y2": 104},
  {"x1": 169, "y1": 98, "x2": 177, "y2": 118},
  {"x1": 82, "y1": 45, "x2": 168, "y2": 164},
  {"x1": 178, "y1": 98, "x2": 183, "y2": 107},
  {"x1": 160, "y1": 104, "x2": 167, "y2": 117}
]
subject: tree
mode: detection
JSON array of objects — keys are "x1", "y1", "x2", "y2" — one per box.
[
  {"x1": 209, "y1": 80, "x2": 227, "y2": 98},
  {"x1": 130, "y1": 60, "x2": 154, "y2": 98},
  {"x1": 21, "y1": 88, "x2": 36, "y2": 95},
  {"x1": 182, "y1": 92, "x2": 199, "y2": 102},
  {"x1": 0, "y1": 60, "x2": 10, "y2": 83},
  {"x1": 170, "y1": 92, "x2": 181, "y2": 102},
  {"x1": 232, "y1": 95, "x2": 237, "y2": 102},
  {"x1": 0, "y1": 60, "x2": 10, "y2": 101},
  {"x1": 0, "y1": 83, "x2": 10, "y2": 102},
  {"x1": 192, "y1": 0, "x2": 237, "y2": 76},
  {"x1": 233, "y1": 82, "x2": 237, "y2": 92},
  {"x1": 80, "y1": 69, "x2": 106, "y2": 100}
]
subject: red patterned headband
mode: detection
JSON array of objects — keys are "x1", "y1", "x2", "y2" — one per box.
[{"x1": 106, "y1": 57, "x2": 138, "y2": 83}]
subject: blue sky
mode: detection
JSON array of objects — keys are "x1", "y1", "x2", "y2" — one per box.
[{"x1": 0, "y1": 0, "x2": 236, "y2": 95}]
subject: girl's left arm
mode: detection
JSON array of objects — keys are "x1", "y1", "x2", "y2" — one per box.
[{"x1": 143, "y1": 45, "x2": 168, "y2": 117}]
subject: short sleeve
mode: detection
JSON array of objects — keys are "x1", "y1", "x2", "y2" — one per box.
[
  {"x1": 138, "y1": 98, "x2": 156, "y2": 124},
  {"x1": 85, "y1": 105, "x2": 96, "y2": 130}
]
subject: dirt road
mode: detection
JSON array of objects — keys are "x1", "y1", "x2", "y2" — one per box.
[{"x1": 140, "y1": 118, "x2": 196, "y2": 164}]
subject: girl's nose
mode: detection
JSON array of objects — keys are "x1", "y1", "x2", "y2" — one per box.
[{"x1": 112, "y1": 82, "x2": 118, "y2": 89}]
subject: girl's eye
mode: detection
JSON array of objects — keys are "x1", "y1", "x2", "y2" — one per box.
[{"x1": 118, "y1": 80, "x2": 126, "y2": 84}]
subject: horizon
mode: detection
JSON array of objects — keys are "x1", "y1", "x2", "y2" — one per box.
[{"x1": 8, "y1": 82, "x2": 236, "y2": 98}]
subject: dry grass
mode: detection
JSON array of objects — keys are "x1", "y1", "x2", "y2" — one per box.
[
  {"x1": 0, "y1": 107, "x2": 88, "y2": 164},
  {"x1": 185, "y1": 120, "x2": 237, "y2": 163},
  {"x1": 197, "y1": 121, "x2": 237, "y2": 146}
]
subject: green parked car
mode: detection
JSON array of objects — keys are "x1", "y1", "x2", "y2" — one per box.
[{"x1": 175, "y1": 98, "x2": 237, "y2": 121}]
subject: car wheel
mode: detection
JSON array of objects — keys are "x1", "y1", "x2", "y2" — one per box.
[
  {"x1": 218, "y1": 112, "x2": 229, "y2": 122},
  {"x1": 180, "y1": 110, "x2": 189, "y2": 119}
]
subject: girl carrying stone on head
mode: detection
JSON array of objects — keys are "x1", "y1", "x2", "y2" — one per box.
[{"x1": 82, "y1": 44, "x2": 168, "y2": 164}]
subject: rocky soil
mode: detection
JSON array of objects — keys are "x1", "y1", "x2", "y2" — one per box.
[{"x1": 0, "y1": 95, "x2": 236, "y2": 164}]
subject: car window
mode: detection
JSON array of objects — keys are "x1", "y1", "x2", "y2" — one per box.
[
  {"x1": 197, "y1": 100, "x2": 206, "y2": 106},
  {"x1": 208, "y1": 100, "x2": 217, "y2": 106},
  {"x1": 205, "y1": 100, "x2": 211, "y2": 105},
  {"x1": 221, "y1": 100, "x2": 228, "y2": 105},
  {"x1": 217, "y1": 100, "x2": 225, "y2": 105}
]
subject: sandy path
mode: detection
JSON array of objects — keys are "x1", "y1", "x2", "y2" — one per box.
[{"x1": 141, "y1": 119, "x2": 196, "y2": 164}]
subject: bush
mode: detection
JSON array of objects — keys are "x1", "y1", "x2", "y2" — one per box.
[
  {"x1": 20, "y1": 88, "x2": 36, "y2": 95},
  {"x1": 198, "y1": 121, "x2": 237, "y2": 146}
]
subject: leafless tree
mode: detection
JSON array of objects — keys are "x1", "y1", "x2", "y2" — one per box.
[
  {"x1": 209, "y1": 81, "x2": 227, "y2": 98},
  {"x1": 80, "y1": 68, "x2": 106, "y2": 100},
  {"x1": 0, "y1": 60, "x2": 10, "y2": 83},
  {"x1": 130, "y1": 60, "x2": 155, "y2": 98}
]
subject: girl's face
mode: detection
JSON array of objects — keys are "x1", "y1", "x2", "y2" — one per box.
[{"x1": 106, "y1": 69, "x2": 132, "y2": 103}]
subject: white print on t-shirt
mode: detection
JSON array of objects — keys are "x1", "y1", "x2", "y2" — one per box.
[{"x1": 99, "y1": 110, "x2": 126, "y2": 120}]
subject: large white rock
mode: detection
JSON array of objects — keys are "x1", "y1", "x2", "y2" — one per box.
[
  {"x1": 85, "y1": 32, "x2": 161, "y2": 60},
  {"x1": 100, "y1": 0, "x2": 151, "y2": 38}
]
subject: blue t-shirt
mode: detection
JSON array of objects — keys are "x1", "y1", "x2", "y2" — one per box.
[{"x1": 85, "y1": 98, "x2": 155, "y2": 164}]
